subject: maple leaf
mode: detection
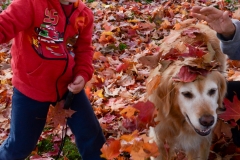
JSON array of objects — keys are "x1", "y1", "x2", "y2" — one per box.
[
  {"x1": 172, "y1": 66, "x2": 198, "y2": 82},
  {"x1": 162, "y1": 48, "x2": 181, "y2": 60},
  {"x1": 133, "y1": 100, "x2": 157, "y2": 129},
  {"x1": 47, "y1": 100, "x2": 76, "y2": 127},
  {"x1": 163, "y1": 31, "x2": 180, "y2": 44},
  {"x1": 181, "y1": 27, "x2": 200, "y2": 38},
  {"x1": 228, "y1": 60, "x2": 240, "y2": 68},
  {"x1": 93, "y1": 51, "x2": 104, "y2": 60},
  {"x1": 213, "y1": 119, "x2": 232, "y2": 141},
  {"x1": 146, "y1": 75, "x2": 161, "y2": 96},
  {"x1": 99, "y1": 31, "x2": 115, "y2": 44},
  {"x1": 202, "y1": 42, "x2": 215, "y2": 63},
  {"x1": 219, "y1": 96, "x2": 240, "y2": 121},
  {"x1": 100, "y1": 138, "x2": 121, "y2": 160},
  {"x1": 138, "y1": 54, "x2": 160, "y2": 69},
  {"x1": 173, "y1": 65, "x2": 209, "y2": 82},
  {"x1": 120, "y1": 106, "x2": 139, "y2": 119},
  {"x1": 128, "y1": 139, "x2": 160, "y2": 160},
  {"x1": 116, "y1": 62, "x2": 129, "y2": 73},
  {"x1": 120, "y1": 130, "x2": 139, "y2": 142},
  {"x1": 182, "y1": 44, "x2": 206, "y2": 58}
]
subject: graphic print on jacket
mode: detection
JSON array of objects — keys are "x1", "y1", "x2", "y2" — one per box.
[{"x1": 32, "y1": 8, "x2": 66, "y2": 60}]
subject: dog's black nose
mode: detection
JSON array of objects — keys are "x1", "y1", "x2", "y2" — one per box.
[{"x1": 199, "y1": 115, "x2": 214, "y2": 127}]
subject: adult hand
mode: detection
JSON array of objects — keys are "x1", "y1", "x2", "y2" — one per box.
[
  {"x1": 68, "y1": 75, "x2": 85, "y2": 94},
  {"x1": 191, "y1": 6, "x2": 235, "y2": 39}
]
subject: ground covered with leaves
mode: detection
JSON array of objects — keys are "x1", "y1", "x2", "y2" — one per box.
[{"x1": 1, "y1": 0, "x2": 240, "y2": 159}]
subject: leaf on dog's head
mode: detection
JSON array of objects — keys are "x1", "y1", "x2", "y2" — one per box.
[
  {"x1": 146, "y1": 75, "x2": 161, "y2": 95},
  {"x1": 177, "y1": 19, "x2": 197, "y2": 29},
  {"x1": 182, "y1": 44, "x2": 206, "y2": 58},
  {"x1": 219, "y1": 96, "x2": 240, "y2": 121},
  {"x1": 163, "y1": 31, "x2": 180, "y2": 44},
  {"x1": 172, "y1": 66, "x2": 198, "y2": 82},
  {"x1": 181, "y1": 27, "x2": 200, "y2": 38},
  {"x1": 159, "y1": 60, "x2": 172, "y2": 72},
  {"x1": 202, "y1": 42, "x2": 215, "y2": 63},
  {"x1": 162, "y1": 48, "x2": 181, "y2": 60}
]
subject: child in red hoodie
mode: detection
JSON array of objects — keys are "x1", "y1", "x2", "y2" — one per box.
[{"x1": 0, "y1": 0, "x2": 106, "y2": 159}]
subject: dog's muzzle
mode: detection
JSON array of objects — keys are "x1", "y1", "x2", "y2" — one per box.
[{"x1": 186, "y1": 114, "x2": 213, "y2": 136}]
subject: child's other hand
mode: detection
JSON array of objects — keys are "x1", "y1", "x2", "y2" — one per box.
[{"x1": 68, "y1": 76, "x2": 85, "y2": 94}]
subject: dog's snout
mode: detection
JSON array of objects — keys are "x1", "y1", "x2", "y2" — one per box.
[{"x1": 199, "y1": 115, "x2": 214, "y2": 127}]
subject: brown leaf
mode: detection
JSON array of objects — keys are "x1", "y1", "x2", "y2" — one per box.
[{"x1": 138, "y1": 54, "x2": 160, "y2": 69}]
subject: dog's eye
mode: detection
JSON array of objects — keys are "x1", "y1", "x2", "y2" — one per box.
[
  {"x1": 181, "y1": 91, "x2": 193, "y2": 98},
  {"x1": 208, "y1": 88, "x2": 217, "y2": 96}
]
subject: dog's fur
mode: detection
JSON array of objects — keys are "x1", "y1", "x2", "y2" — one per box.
[{"x1": 148, "y1": 20, "x2": 227, "y2": 160}]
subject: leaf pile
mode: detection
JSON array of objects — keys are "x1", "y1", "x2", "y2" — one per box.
[{"x1": 1, "y1": 0, "x2": 240, "y2": 159}]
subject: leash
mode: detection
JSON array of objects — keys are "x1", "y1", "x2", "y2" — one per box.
[{"x1": 56, "y1": 91, "x2": 75, "y2": 159}]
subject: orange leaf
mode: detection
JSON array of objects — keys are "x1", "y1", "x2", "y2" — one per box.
[
  {"x1": 100, "y1": 139, "x2": 121, "y2": 160},
  {"x1": 120, "y1": 106, "x2": 139, "y2": 118},
  {"x1": 120, "y1": 130, "x2": 139, "y2": 142},
  {"x1": 146, "y1": 75, "x2": 161, "y2": 95},
  {"x1": 93, "y1": 51, "x2": 103, "y2": 60}
]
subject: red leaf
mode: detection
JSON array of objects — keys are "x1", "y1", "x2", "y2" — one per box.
[
  {"x1": 133, "y1": 100, "x2": 157, "y2": 129},
  {"x1": 116, "y1": 62, "x2": 129, "y2": 72},
  {"x1": 172, "y1": 66, "x2": 198, "y2": 82},
  {"x1": 182, "y1": 44, "x2": 206, "y2": 58},
  {"x1": 181, "y1": 27, "x2": 200, "y2": 38},
  {"x1": 162, "y1": 48, "x2": 181, "y2": 60},
  {"x1": 219, "y1": 96, "x2": 240, "y2": 121}
]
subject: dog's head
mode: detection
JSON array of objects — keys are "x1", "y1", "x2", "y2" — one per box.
[
  {"x1": 147, "y1": 20, "x2": 227, "y2": 136},
  {"x1": 175, "y1": 70, "x2": 226, "y2": 136}
]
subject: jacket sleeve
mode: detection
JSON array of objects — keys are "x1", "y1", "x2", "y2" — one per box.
[
  {"x1": 0, "y1": 0, "x2": 33, "y2": 43},
  {"x1": 217, "y1": 19, "x2": 240, "y2": 60},
  {"x1": 73, "y1": 9, "x2": 94, "y2": 83}
]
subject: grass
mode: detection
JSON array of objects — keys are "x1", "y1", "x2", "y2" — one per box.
[
  {"x1": 60, "y1": 136, "x2": 81, "y2": 160},
  {"x1": 25, "y1": 134, "x2": 81, "y2": 160}
]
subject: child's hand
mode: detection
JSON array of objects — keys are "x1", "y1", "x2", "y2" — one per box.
[{"x1": 68, "y1": 76, "x2": 85, "y2": 94}]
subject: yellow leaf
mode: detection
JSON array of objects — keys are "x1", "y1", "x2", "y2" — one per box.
[
  {"x1": 120, "y1": 130, "x2": 139, "y2": 142},
  {"x1": 94, "y1": 89, "x2": 104, "y2": 98},
  {"x1": 127, "y1": 19, "x2": 139, "y2": 23},
  {"x1": 120, "y1": 106, "x2": 139, "y2": 118},
  {"x1": 102, "y1": 31, "x2": 113, "y2": 36}
]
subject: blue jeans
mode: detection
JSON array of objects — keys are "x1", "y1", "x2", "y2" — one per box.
[{"x1": 0, "y1": 88, "x2": 106, "y2": 160}]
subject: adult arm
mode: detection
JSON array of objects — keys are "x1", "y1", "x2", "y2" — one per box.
[
  {"x1": 191, "y1": 6, "x2": 240, "y2": 60},
  {"x1": 217, "y1": 19, "x2": 240, "y2": 60}
]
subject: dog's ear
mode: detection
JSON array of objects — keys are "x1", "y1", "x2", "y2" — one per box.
[
  {"x1": 154, "y1": 77, "x2": 175, "y2": 117},
  {"x1": 216, "y1": 72, "x2": 227, "y2": 112}
]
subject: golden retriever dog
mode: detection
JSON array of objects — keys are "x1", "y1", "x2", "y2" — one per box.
[{"x1": 147, "y1": 19, "x2": 227, "y2": 160}]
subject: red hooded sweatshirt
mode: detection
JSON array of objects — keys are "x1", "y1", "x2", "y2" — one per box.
[{"x1": 0, "y1": 0, "x2": 94, "y2": 102}]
